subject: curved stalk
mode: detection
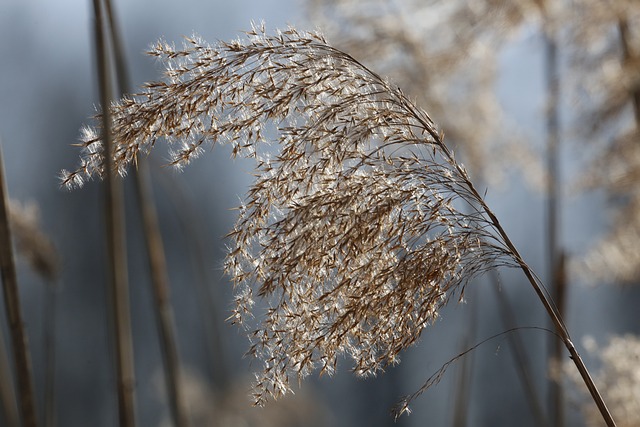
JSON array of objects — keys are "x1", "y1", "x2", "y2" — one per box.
[
  {"x1": 471, "y1": 182, "x2": 616, "y2": 427},
  {"x1": 411, "y1": 100, "x2": 617, "y2": 426}
]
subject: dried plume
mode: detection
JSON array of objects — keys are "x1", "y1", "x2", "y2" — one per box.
[
  {"x1": 306, "y1": 0, "x2": 547, "y2": 183},
  {"x1": 8, "y1": 199, "x2": 59, "y2": 281},
  {"x1": 62, "y1": 24, "x2": 527, "y2": 405},
  {"x1": 561, "y1": 335, "x2": 640, "y2": 427},
  {"x1": 567, "y1": 0, "x2": 640, "y2": 285}
]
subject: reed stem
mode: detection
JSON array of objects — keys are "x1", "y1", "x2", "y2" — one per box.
[
  {"x1": 0, "y1": 146, "x2": 38, "y2": 427},
  {"x1": 92, "y1": 1, "x2": 136, "y2": 425},
  {"x1": 100, "y1": 1, "x2": 191, "y2": 424}
]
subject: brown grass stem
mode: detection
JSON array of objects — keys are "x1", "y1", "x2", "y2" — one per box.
[
  {"x1": 153, "y1": 170, "x2": 231, "y2": 391},
  {"x1": 4, "y1": 199, "x2": 60, "y2": 427},
  {"x1": 92, "y1": 1, "x2": 136, "y2": 425},
  {"x1": 0, "y1": 146, "x2": 38, "y2": 427},
  {"x1": 132, "y1": 163, "x2": 190, "y2": 427},
  {"x1": 42, "y1": 281, "x2": 58, "y2": 427},
  {"x1": 617, "y1": 18, "x2": 640, "y2": 125},
  {"x1": 463, "y1": 178, "x2": 616, "y2": 427},
  {"x1": 416, "y1": 107, "x2": 616, "y2": 425},
  {"x1": 0, "y1": 310, "x2": 19, "y2": 427},
  {"x1": 101, "y1": 1, "x2": 190, "y2": 425},
  {"x1": 543, "y1": 21, "x2": 565, "y2": 427}
]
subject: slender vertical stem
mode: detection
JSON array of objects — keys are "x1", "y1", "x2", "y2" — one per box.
[
  {"x1": 0, "y1": 146, "x2": 38, "y2": 427},
  {"x1": 133, "y1": 162, "x2": 190, "y2": 427},
  {"x1": 155, "y1": 172, "x2": 231, "y2": 391},
  {"x1": 618, "y1": 18, "x2": 640, "y2": 125},
  {"x1": 102, "y1": 2, "x2": 190, "y2": 425},
  {"x1": 92, "y1": 1, "x2": 136, "y2": 426},
  {"x1": 42, "y1": 282, "x2": 57, "y2": 427},
  {"x1": 543, "y1": 21, "x2": 566, "y2": 427},
  {"x1": 0, "y1": 318, "x2": 20, "y2": 427}
]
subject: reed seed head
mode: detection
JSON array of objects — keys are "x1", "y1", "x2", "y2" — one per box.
[{"x1": 62, "y1": 24, "x2": 517, "y2": 405}]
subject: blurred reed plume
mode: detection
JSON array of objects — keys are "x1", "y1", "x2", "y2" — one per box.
[
  {"x1": 567, "y1": 0, "x2": 640, "y2": 285},
  {"x1": 8, "y1": 200, "x2": 59, "y2": 282},
  {"x1": 306, "y1": 0, "x2": 541, "y2": 182},
  {"x1": 562, "y1": 335, "x2": 640, "y2": 427},
  {"x1": 61, "y1": 25, "x2": 615, "y2": 423}
]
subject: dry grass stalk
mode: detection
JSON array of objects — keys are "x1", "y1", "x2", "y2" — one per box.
[
  {"x1": 61, "y1": 25, "x2": 616, "y2": 424},
  {"x1": 0, "y1": 147, "x2": 38, "y2": 427},
  {"x1": 0, "y1": 321, "x2": 19, "y2": 427},
  {"x1": 7, "y1": 199, "x2": 60, "y2": 427},
  {"x1": 91, "y1": 0, "x2": 136, "y2": 425},
  {"x1": 561, "y1": 335, "x2": 640, "y2": 427},
  {"x1": 100, "y1": 0, "x2": 190, "y2": 424},
  {"x1": 306, "y1": 2, "x2": 554, "y2": 421}
]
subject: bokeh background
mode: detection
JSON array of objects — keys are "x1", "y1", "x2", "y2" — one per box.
[{"x1": 1, "y1": 1, "x2": 639, "y2": 426}]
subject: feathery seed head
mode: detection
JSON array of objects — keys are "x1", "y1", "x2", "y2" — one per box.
[{"x1": 63, "y1": 26, "x2": 516, "y2": 404}]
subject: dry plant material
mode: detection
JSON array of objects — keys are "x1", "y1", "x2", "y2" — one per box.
[
  {"x1": 566, "y1": 0, "x2": 640, "y2": 284},
  {"x1": 61, "y1": 27, "x2": 615, "y2": 426},
  {"x1": 8, "y1": 200, "x2": 59, "y2": 281},
  {"x1": 306, "y1": 0, "x2": 547, "y2": 183},
  {"x1": 61, "y1": 25, "x2": 517, "y2": 404}
]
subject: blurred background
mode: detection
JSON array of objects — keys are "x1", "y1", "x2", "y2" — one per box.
[{"x1": 0, "y1": 1, "x2": 639, "y2": 426}]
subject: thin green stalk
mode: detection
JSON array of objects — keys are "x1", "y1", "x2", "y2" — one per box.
[
  {"x1": 92, "y1": 1, "x2": 136, "y2": 426},
  {"x1": 101, "y1": 2, "x2": 190, "y2": 424},
  {"x1": 0, "y1": 146, "x2": 38, "y2": 427}
]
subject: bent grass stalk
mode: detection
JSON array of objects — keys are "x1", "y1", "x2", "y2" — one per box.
[{"x1": 61, "y1": 26, "x2": 616, "y2": 425}]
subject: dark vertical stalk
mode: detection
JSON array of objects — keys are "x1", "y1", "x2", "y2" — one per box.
[
  {"x1": 42, "y1": 282, "x2": 57, "y2": 427},
  {"x1": 618, "y1": 18, "x2": 640, "y2": 125},
  {"x1": 133, "y1": 163, "x2": 190, "y2": 427},
  {"x1": 102, "y1": 2, "x2": 190, "y2": 425},
  {"x1": 155, "y1": 171, "x2": 231, "y2": 391},
  {"x1": 543, "y1": 20, "x2": 566, "y2": 427},
  {"x1": 0, "y1": 146, "x2": 38, "y2": 427},
  {"x1": 0, "y1": 319, "x2": 20, "y2": 427},
  {"x1": 91, "y1": 1, "x2": 136, "y2": 426}
]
